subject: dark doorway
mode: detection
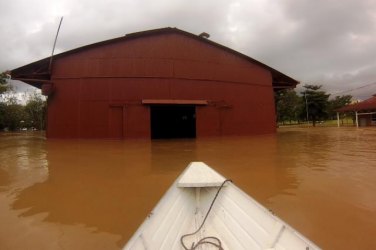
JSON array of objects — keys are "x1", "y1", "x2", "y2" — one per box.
[{"x1": 150, "y1": 105, "x2": 196, "y2": 139}]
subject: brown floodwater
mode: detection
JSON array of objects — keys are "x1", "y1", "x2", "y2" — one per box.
[{"x1": 0, "y1": 127, "x2": 375, "y2": 249}]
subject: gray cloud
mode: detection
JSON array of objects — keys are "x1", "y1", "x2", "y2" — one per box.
[{"x1": 1, "y1": 0, "x2": 376, "y2": 98}]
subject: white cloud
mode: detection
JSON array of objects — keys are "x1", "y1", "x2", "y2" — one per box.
[{"x1": 1, "y1": 0, "x2": 376, "y2": 98}]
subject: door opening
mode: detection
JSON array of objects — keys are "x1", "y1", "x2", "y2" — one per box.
[{"x1": 150, "y1": 105, "x2": 196, "y2": 139}]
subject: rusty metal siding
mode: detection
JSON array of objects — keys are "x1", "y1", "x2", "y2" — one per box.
[
  {"x1": 52, "y1": 34, "x2": 270, "y2": 84},
  {"x1": 47, "y1": 32, "x2": 276, "y2": 138}
]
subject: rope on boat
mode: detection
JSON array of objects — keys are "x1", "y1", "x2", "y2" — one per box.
[{"x1": 180, "y1": 179, "x2": 233, "y2": 250}]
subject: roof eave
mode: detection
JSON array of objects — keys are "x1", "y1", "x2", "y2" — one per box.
[{"x1": 10, "y1": 27, "x2": 299, "y2": 89}]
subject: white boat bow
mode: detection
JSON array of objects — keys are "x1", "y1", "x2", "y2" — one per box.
[{"x1": 124, "y1": 162, "x2": 321, "y2": 250}]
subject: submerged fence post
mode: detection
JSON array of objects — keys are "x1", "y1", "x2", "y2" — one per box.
[
  {"x1": 355, "y1": 111, "x2": 359, "y2": 127},
  {"x1": 337, "y1": 112, "x2": 340, "y2": 127}
]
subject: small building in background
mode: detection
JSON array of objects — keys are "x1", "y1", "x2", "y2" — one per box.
[
  {"x1": 11, "y1": 28, "x2": 298, "y2": 139},
  {"x1": 336, "y1": 94, "x2": 376, "y2": 127}
]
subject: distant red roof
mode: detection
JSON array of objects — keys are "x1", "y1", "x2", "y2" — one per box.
[{"x1": 337, "y1": 94, "x2": 376, "y2": 112}]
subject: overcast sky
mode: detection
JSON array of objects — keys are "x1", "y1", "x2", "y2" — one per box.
[{"x1": 1, "y1": 0, "x2": 376, "y2": 99}]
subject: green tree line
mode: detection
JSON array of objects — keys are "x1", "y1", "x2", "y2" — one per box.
[
  {"x1": 0, "y1": 72, "x2": 47, "y2": 131},
  {"x1": 275, "y1": 84, "x2": 352, "y2": 126}
]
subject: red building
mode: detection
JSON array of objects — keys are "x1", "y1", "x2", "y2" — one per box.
[
  {"x1": 337, "y1": 94, "x2": 376, "y2": 127},
  {"x1": 11, "y1": 28, "x2": 298, "y2": 139}
]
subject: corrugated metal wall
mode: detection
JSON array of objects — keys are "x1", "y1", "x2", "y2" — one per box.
[{"x1": 47, "y1": 33, "x2": 275, "y2": 139}]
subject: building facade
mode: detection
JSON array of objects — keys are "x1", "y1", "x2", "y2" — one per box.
[{"x1": 12, "y1": 28, "x2": 298, "y2": 139}]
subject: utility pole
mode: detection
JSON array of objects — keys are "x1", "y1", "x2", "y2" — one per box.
[
  {"x1": 49, "y1": 17, "x2": 64, "y2": 73},
  {"x1": 304, "y1": 91, "x2": 309, "y2": 123}
]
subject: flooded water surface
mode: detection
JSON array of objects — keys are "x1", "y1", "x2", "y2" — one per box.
[{"x1": 0, "y1": 128, "x2": 376, "y2": 249}]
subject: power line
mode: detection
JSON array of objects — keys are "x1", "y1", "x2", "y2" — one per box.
[{"x1": 331, "y1": 81, "x2": 376, "y2": 96}]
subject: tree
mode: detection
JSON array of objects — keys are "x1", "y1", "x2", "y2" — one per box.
[
  {"x1": 328, "y1": 95, "x2": 352, "y2": 119},
  {"x1": 0, "y1": 90, "x2": 25, "y2": 130},
  {"x1": 301, "y1": 85, "x2": 330, "y2": 127},
  {"x1": 0, "y1": 90, "x2": 47, "y2": 131},
  {"x1": 0, "y1": 71, "x2": 10, "y2": 94},
  {"x1": 0, "y1": 102, "x2": 6, "y2": 129},
  {"x1": 275, "y1": 89, "x2": 302, "y2": 124},
  {"x1": 24, "y1": 92, "x2": 47, "y2": 130},
  {"x1": 0, "y1": 94, "x2": 26, "y2": 131}
]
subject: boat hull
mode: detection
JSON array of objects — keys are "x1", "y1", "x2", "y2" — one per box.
[{"x1": 124, "y1": 162, "x2": 320, "y2": 250}]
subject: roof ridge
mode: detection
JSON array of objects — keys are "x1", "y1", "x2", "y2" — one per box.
[{"x1": 11, "y1": 27, "x2": 299, "y2": 88}]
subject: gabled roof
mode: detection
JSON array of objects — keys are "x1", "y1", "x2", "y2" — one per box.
[
  {"x1": 11, "y1": 27, "x2": 299, "y2": 89},
  {"x1": 337, "y1": 94, "x2": 376, "y2": 112}
]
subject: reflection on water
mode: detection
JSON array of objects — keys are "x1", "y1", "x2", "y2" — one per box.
[{"x1": 0, "y1": 128, "x2": 376, "y2": 249}]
